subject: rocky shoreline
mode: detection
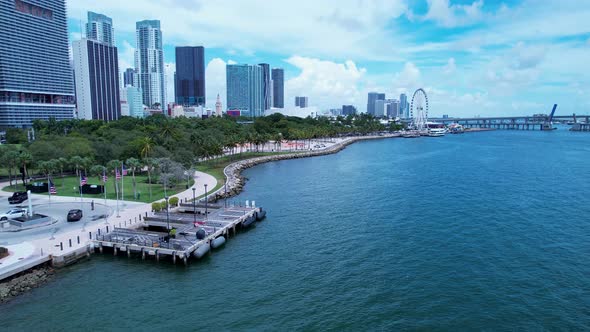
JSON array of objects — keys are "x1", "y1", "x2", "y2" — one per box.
[
  {"x1": 210, "y1": 134, "x2": 396, "y2": 201},
  {"x1": 0, "y1": 266, "x2": 54, "y2": 303}
]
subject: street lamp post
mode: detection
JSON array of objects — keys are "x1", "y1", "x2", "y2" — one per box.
[
  {"x1": 165, "y1": 196, "x2": 170, "y2": 231},
  {"x1": 204, "y1": 184, "x2": 208, "y2": 219},
  {"x1": 192, "y1": 187, "x2": 196, "y2": 224}
]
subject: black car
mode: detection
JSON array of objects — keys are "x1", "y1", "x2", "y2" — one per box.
[
  {"x1": 8, "y1": 192, "x2": 28, "y2": 204},
  {"x1": 67, "y1": 209, "x2": 83, "y2": 222}
]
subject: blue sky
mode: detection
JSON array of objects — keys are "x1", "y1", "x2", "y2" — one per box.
[{"x1": 67, "y1": 0, "x2": 590, "y2": 117}]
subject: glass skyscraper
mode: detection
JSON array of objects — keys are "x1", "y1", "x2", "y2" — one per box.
[
  {"x1": 226, "y1": 64, "x2": 264, "y2": 117},
  {"x1": 123, "y1": 68, "x2": 135, "y2": 87},
  {"x1": 399, "y1": 93, "x2": 408, "y2": 118},
  {"x1": 73, "y1": 39, "x2": 121, "y2": 121},
  {"x1": 135, "y1": 20, "x2": 165, "y2": 109},
  {"x1": 258, "y1": 63, "x2": 271, "y2": 110},
  {"x1": 367, "y1": 92, "x2": 385, "y2": 116},
  {"x1": 271, "y1": 68, "x2": 284, "y2": 108},
  {"x1": 86, "y1": 11, "x2": 114, "y2": 46},
  {"x1": 0, "y1": 0, "x2": 75, "y2": 127},
  {"x1": 175, "y1": 46, "x2": 205, "y2": 106}
]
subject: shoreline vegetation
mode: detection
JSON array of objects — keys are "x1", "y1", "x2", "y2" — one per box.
[{"x1": 0, "y1": 113, "x2": 398, "y2": 203}]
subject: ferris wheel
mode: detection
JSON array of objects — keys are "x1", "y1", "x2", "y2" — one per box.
[{"x1": 410, "y1": 88, "x2": 429, "y2": 130}]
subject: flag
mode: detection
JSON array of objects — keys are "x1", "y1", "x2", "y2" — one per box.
[
  {"x1": 122, "y1": 164, "x2": 128, "y2": 176},
  {"x1": 80, "y1": 172, "x2": 87, "y2": 186},
  {"x1": 115, "y1": 169, "x2": 121, "y2": 180},
  {"x1": 49, "y1": 180, "x2": 57, "y2": 194},
  {"x1": 102, "y1": 169, "x2": 108, "y2": 182}
]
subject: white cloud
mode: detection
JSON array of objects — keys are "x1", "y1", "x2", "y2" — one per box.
[
  {"x1": 68, "y1": 0, "x2": 408, "y2": 61},
  {"x1": 423, "y1": 0, "x2": 483, "y2": 27},
  {"x1": 118, "y1": 40, "x2": 135, "y2": 72},
  {"x1": 443, "y1": 57, "x2": 456, "y2": 75},
  {"x1": 285, "y1": 56, "x2": 366, "y2": 110},
  {"x1": 205, "y1": 58, "x2": 229, "y2": 110},
  {"x1": 393, "y1": 62, "x2": 421, "y2": 92}
]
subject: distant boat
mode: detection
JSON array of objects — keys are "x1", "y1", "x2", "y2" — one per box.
[{"x1": 427, "y1": 128, "x2": 446, "y2": 137}]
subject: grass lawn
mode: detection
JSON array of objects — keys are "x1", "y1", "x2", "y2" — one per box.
[{"x1": 3, "y1": 174, "x2": 193, "y2": 204}]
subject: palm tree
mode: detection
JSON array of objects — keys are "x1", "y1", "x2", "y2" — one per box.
[
  {"x1": 56, "y1": 157, "x2": 68, "y2": 188},
  {"x1": 126, "y1": 157, "x2": 141, "y2": 200},
  {"x1": 139, "y1": 136, "x2": 154, "y2": 160},
  {"x1": 89, "y1": 165, "x2": 104, "y2": 182},
  {"x1": 18, "y1": 151, "x2": 32, "y2": 186},
  {"x1": 70, "y1": 155, "x2": 84, "y2": 177},
  {"x1": 143, "y1": 157, "x2": 157, "y2": 200},
  {"x1": 2, "y1": 150, "x2": 19, "y2": 188},
  {"x1": 81, "y1": 157, "x2": 93, "y2": 176},
  {"x1": 106, "y1": 160, "x2": 121, "y2": 198}
]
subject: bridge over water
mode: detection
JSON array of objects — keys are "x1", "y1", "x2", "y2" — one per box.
[{"x1": 424, "y1": 114, "x2": 590, "y2": 131}]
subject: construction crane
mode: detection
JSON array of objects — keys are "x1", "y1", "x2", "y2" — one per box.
[{"x1": 541, "y1": 104, "x2": 558, "y2": 131}]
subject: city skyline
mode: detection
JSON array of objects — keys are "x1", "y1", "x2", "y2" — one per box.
[{"x1": 64, "y1": 1, "x2": 589, "y2": 117}]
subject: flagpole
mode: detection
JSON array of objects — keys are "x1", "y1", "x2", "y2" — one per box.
[
  {"x1": 121, "y1": 162, "x2": 125, "y2": 204},
  {"x1": 115, "y1": 169, "x2": 120, "y2": 218},
  {"x1": 79, "y1": 172, "x2": 83, "y2": 203},
  {"x1": 103, "y1": 167, "x2": 107, "y2": 206}
]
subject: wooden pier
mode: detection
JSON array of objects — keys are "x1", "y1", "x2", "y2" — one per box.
[{"x1": 92, "y1": 204, "x2": 265, "y2": 264}]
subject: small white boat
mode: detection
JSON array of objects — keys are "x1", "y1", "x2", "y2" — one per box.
[{"x1": 427, "y1": 128, "x2": 446, "y2": 137}]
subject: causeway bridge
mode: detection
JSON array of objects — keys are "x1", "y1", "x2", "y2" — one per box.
[{"x1": 427, "y1": 114, "x2": 590, "y2": 131}]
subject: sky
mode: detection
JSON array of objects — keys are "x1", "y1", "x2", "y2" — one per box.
[{"x1": 67, "y1": 0, "x2": 590, "y2": 117}]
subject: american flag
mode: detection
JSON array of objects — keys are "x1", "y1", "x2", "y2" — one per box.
[
  {"x1": 115, "y1": 169, "x2": 121, "y2": 180},
  {"x1": 49, "y1": 180, "x2": 57, "y2": 194},
  {"x1": 80, "y1": 172, "x2": 87, "y2": 186},
  {"x1": 122, "y1": 164, "x2": 128, "y2": 176},
  {"x1": 102, "y1": 169, "x2": 108, "y2": 182}
]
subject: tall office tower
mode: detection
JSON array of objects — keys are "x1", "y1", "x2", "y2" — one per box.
[
  {"x1": 399, "y1": 93, "x2": 408, "y2": 118},
  {"x1": 374, "y1": 99, "x2": 385, "y2": 118},
  {"x1": 271, "y1": 68, "x2": 284, "y2": 108},
  {"x1": 124, "y1": 86, "x2": 144, "y2": 118},
  {"x1": 123, "y1": 68, "x2": 135, "y2": 87},
  {"x1": 0, "y1": 0, "x2": 75, "y2": 127},
  {"x1": 175, "y1": 46, "x2": 205, "y2": 106},
  {"x1": 135, "y1": 20, "x2": 165, "y2": 109},
  {"x1": 295, "y1": 96, "x2": 309, "y2": 108},
  {"x1": 86, "y1": 11, "x2": 114, "y2": 46},
  {"x1": 215, "y1": 93, "x2": 222, "y2": 116},
  {"x1": 367, "y1": 92, "x2": 385, "y2": 116},
  {"x1": 342, "y1": 105, "x2": 357, "y2": 116},
  {"x1": 386, "y1": 99, "x2": 400, "y2": 118},
  {"x1": 73, "y1": 39, "x2": 121, "y2": 121},
  {"x1": 226, "y1": 64, "x2": 264, "y2": 117},
  {"x1": 258, "y1": 63, "x2": 271, "y2": 110}
]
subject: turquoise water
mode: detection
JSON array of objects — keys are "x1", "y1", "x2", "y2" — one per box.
[{"x1": 1, "y1": 130, "x2": 589, "y2": 330}]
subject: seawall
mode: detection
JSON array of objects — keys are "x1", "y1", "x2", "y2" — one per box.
[{"x1": 210, "y1": 134, "x2": 398, "y2": 201}]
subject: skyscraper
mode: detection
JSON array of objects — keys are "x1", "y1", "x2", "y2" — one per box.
[
  {"x1": 400, "y1": 93, "x2": 408, "y2": 118},
  {"x1": 86, "y1": 11, "x2": 114, "y2": 46},
  {"x1": 342, "y1": 105, "x2": 357, "y2": 116},
  {"x1": 73, "y1": 38, "x2": 121, "y2": 121},
  {"x1": 259, "y1": 63, "x2": 271, "y2": 110},
  {"x1": 135, "y1": 20, "x2": 165, "y2": 109},
  {"x1": 374, "y1": 99, "x2": 385, "y2": 117},
  {"x1": 123, "y1": 68, "x2": 135, "y2": 87},
  {"x1": 271, "y1": 68, "x2": 284, "y2": 108},
  {"x1": 125, "y1": 86, "x2": 144, "y2": 118},
  {"x1": 226, "y1": 64, "x2": 264, "y2": 117},
  {"x1": 175, "y1": 46, "x2": 205, "y2": 106},
  {"x1": 0, "y1": 0, "x2": 75, "y2": 127},
  {"x1": 295, "y1": 96, "x2": 309, "y2": 108},
  {"x1": 367, "y1": 92, "x2": 385, "y2": 116}
]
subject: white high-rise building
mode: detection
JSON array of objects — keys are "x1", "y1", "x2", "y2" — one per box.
[{"x1": 135, "y1": 20, "x2": 166, "y2": 109}]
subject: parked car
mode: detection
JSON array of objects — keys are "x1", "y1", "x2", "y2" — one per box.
[
  {"x1": 67, "y1": 209, "x2": 83, "y2": 222},
  {"x1": 8, "y1": 191, "x2": 28, "y2": 204},
  {"x1": 0, "y1": 208, "x2": 27, "y2": 221}
]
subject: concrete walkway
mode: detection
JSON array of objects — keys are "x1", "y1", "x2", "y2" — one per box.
[{"x1": 0, "y1": 171, "x2": 216, "y2": 280}]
